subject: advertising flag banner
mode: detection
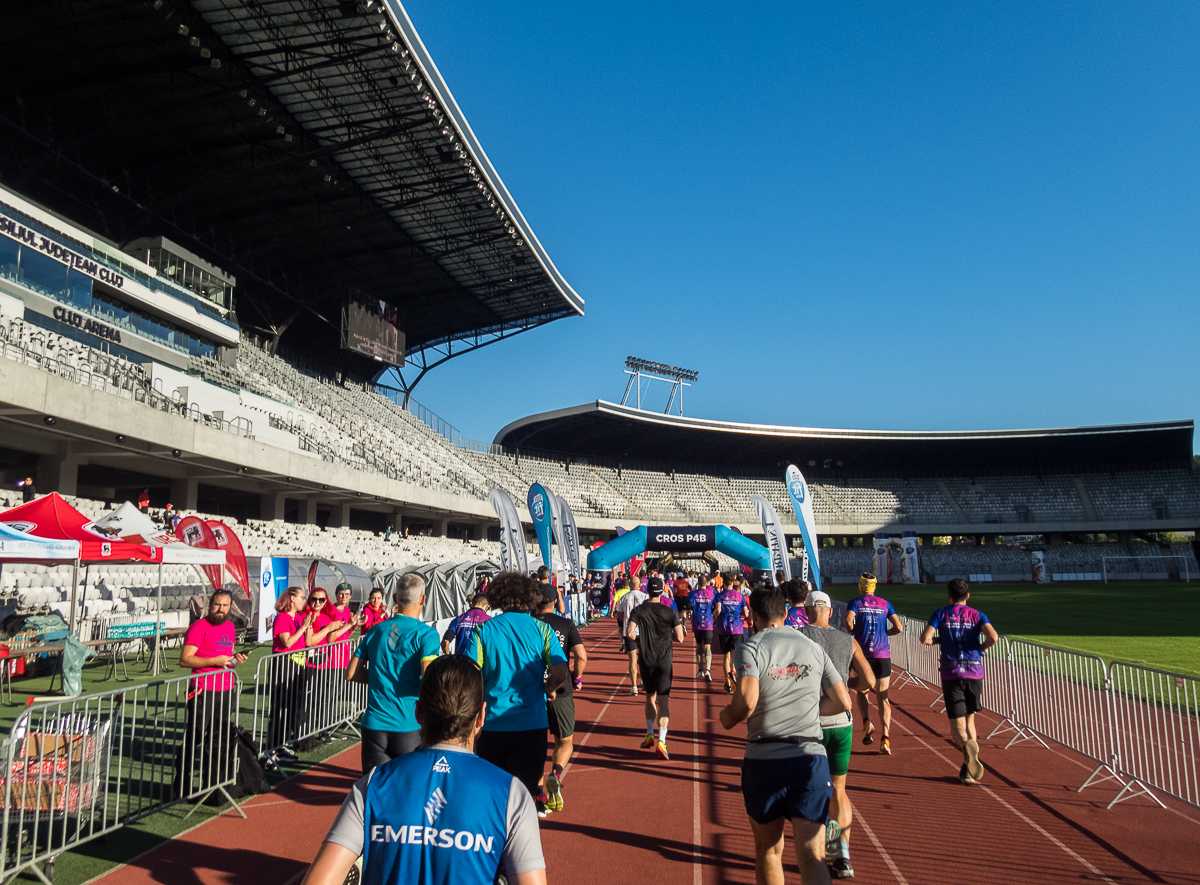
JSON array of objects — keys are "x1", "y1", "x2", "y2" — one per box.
[
  {"x1": 257, "y1": 556, "x2": 289, "y2": 642},
  {"x1": 750, "y1": 495, "x2": 791, "y2": 583},
  {"x1": 784, "y1": 465, "x2": 822, "y2": 590},
  {"x1": 489, "y1": 488, "x2": 527, "y2": 573},
  {"x1": 175, "y1": 516, "x2": 223, "y2": 591},
  {"x1": 547, "y1": 489, "x2": 565, "y2": 581},
  {"x1": 558, "y1": 498, "x2": 583, "y2": 580},
  {"x1": 206, "y1": 520, "x2": 250, "y2": 597},
  {"x1": 899, "y1": 530, "x2": 922, "y2": 584},
  {"x1": 872, "y1": 533, "x2": 893, "y2": 584},
  {"x1": 1030, "y1": 547, "x2": 1050, "y2": 583},
  {"x1": 527, "y1": 484, "x2": 555, "y2": 576}
]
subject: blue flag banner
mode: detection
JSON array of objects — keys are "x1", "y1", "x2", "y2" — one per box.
[
  {"x1": 785, "y1": 465, "x2": 821, "y2": 590},
  {"x1": 257, "y1": 555, "x2": 290, "y2": 642},
  {"x1": 527, "y1": 483, "x2": 555, "y2": 576}
]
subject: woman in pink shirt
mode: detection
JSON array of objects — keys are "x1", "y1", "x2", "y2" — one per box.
[
  {"x1": 303, "y1": 588, "x2": 355, "y2": 745},
  {"x1": 268, "y1": 587, "x2": 310, "y2": 761},
  {"x1": 360, "y1": 588, "x2": 389, "y2": 633}
]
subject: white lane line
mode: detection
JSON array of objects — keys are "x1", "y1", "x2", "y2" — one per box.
[
  {"x1": 693, "y1": 680, "x2": 702, "y2": 885},
  {"x1": 854, "y1": 807, "x2": 909, "y2": 885},
  {"x1": 896, "y1": 719, "x2": 1118, "y2": 885}
]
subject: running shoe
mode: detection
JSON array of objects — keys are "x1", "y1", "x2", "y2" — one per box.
[
  {"x1": 861, "y1": 724, "x2": 875, "y2": 746},
  {"x1": 545, "y1": 773, "x2": 564, "y2": 812},
  {"x1": 655, "y1": 741, "x2": 670, "y2": 760},
  {"x1": 879, "y1": 736, "x2": 891, "y2": 755},
  {"x1": 277, "y1": 746, "x2": 298, "y2": 761},
  {"x1": 830, "y1": 857, "x2": 855, "y2": 879},
  {"x1": 641, "y1": 733, "x2": 657, "y2": 749},
  {"x1": 630, "y1": 686, "x2": 639, "y2": 696},
  {"x1": 704, "y1": 670, "x2": 712, "y2": 683},
  {"x1": 964, "y1": 739, "x2": 984, "y2": 782},
  {"x1": 958, "y1": 763, "x2": 975, "y2": 786},
  {"x1": 824, "y1": 821, "x2": 841, "y2": 859},
  {"x1": 536, "y1": 800, "x2": 549, "y2": 819},
  {"x1": 697, "y1": 667, "x2": 706, "y2": 678}
]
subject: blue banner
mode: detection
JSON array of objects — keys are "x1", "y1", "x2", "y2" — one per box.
[
  {"x1": 257, "y1": 555, "x2": 290, "y2": 642},
  {"x1": 527, "y1": 484, "x2": 555, "y2": 575},
  {"x1": 785, "y1": 465, "x2": 822, "y2": 590}
]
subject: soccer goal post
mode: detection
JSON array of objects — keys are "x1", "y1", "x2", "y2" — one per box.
[{"x1": 1101, "y1": 555, "x2": 1191, "y2": 583}]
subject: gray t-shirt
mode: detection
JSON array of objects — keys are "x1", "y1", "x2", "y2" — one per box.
[
  {"x1": 323, "y1": 744, "x2": 544, "y2": 875},
  {"x1": 734, "y1": 627, "x2": 843, "y2": 760},
  {"x1": 800, "y1": 624, "x2": 855, "y2": 730}
]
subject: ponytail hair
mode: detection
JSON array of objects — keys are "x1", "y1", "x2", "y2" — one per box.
[{"x1": 417, "y1": 656, "x2": 485, "y2": 746}]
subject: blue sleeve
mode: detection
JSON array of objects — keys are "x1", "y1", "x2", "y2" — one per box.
[
  {"x1": 927, "y1": 608, "x2": 941, "y2": 629},
  {"x1": 887, "y1": 601, "x2": 896, "y2": 617},
  {"x1": 847, "y1": 598, "x2": 859, "y2": 615},
  {"x1": 978, "y1": 610, "x2": 991, "y2": 626},
  {"x1": 354, "y1": 629, "x2": 372, "y2": 659}
]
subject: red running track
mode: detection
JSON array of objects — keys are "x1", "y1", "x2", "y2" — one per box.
[{"x1": 95, "y1": 622, "x2": 1199, "y2": 885}]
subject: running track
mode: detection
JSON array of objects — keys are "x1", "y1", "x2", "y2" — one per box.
[{"x1": 94, "y1": 622, "x2": 1199, "y2": 885}]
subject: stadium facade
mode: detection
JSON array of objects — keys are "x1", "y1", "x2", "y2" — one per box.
[{"x1": 0, "y1": 1, "x2": 1195, "y2": 559}]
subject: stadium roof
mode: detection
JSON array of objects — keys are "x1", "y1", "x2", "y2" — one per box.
[
  {"x1": 495, "y1": 402, "x2": 1196, "y2": 473},
  {"x1": 0, "y1": 0, "x2": 581, "y2": 370}
]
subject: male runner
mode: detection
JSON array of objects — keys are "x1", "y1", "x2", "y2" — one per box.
[
  {"x1": 441, "y1": 591, "x2": 490, "y2": 655},
  {"x1": 534, "y1": 585, "x2": 587, "y2": 815},
  {"x1": 626, "y1": 577, "x2": 684, "y2": 759},
  {"x1": 920, "y1": 579, "x2": 999, "y2": 785},
  {"x1": 614, "y1": 578, "x2": 648, "y2": 695},
  {"x1": 801, "y1": 590, "x2": 875, "y2": 879},
  {"x1": 783, "y1": 579, "x2": 810, "y2": 629},
  {"x1": 844, "y1": 573, "x2": 903, "y2": 754},
  {"x1": 689, "y1": 576, "x2": 717, "y2": 681},
  {"x1": 673, "y1": 572, "x2": 693, "y2": 631},
  {"x1": 719, "y1": 587, "x2": 851, "y2": 885},
  {"x1": 714, "y1": 575, "x2": 749, "y2": 694}
]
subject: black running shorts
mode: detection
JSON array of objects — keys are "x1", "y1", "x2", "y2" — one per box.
[
  {"x1": 475, "y1": 728, "x2": 548, "y2": 799},
  {"x1": 638, "y1": 662, "x2": 673, "y2": 696},
  {"x1": 942, "y1": 678, "x2": 984, "y2": 719},
  {"x1": 547, "y1": 694, "x2": 576, "y2": 739},
  {"x1": 718, "y1": 633, "x2": 744, "y2": 654},
  {"x1": 866, "y1": 657, "x2": 892, "y2": 680},
  {"x1": 694, "y1": 629, "x2": 713, "y2": 647}
]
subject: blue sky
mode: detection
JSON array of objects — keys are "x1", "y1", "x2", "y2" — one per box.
[{"x1": 394, "y1": 0, "x2": 1199, "y2": 449}]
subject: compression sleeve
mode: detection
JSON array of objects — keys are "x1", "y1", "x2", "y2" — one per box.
[
  {"x1": 503, "y1": 776, "x2": 546, "y2": 874},
  {"x1": 420, "y1": 625, "x2": 441, "y2": 662},
  {"x1": 540, "y1": 620, "x2": 566, "y2": 667},
  {"x1": 323, "y1": 771, "x2": 372, "y2": 855}
]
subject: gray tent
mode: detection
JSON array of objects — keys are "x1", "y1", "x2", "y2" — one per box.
[{"x1": 373, "y1": 560, "x2": 499, "y2": 622}]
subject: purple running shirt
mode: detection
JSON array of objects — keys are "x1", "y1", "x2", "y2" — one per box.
[
  {"x1": 847, "y1": 594, "x2": 896, "y2": 659},
  {"x1": 446, "y1": 607, "x2": 491, "y2": 655},
  {"x1": 689, "y1": 587, "x2": 716, "y2": 631},
  {"x1": 784, "y1": 605, "x2": 809, "y2": 629},
  {"x1": 716, "y1": 589, "x2": 747, "y2": 636},
  {"x1": 928, "y1": 604, "x2": 991, "y2": 680}
]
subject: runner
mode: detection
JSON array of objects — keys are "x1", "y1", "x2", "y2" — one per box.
[
  {"x1": 534, "y1": 585, "x2": 587, "y2": 817},
  {"x1": 441, "y1": 591, "x2": 490, "y2": 655},
  {"x1": 801, "y1": 589, "x2": 876, "y2": 879},
  {"x1": 844, "y1": 572, "x2": 903, "y2": 754},
  {"x1": 783, "y1": 579, "x2": 810, "y2": 628},
  {"x1": 627, "y1": 576, "x2": 684, "y2": 759},
  {"x1": 920, "y1": 579, "x2": 999, "y2": 785},
  {"x1": 718, "y1": 587, "x2": 851, "y2": 885},
  {"x1": 303, "y1": 655, "x2": 547, "y2": 885},
  {"x1": 690, "y1": 575, "x2": 717, "y2": 682},
  {"x1": 673, "y1": 572, "x2": 692, "y2": 632},
  {"x1": 714, "y1": 574, "x2": 749, "y2": 694},
  {"x1": 465, "y1": 572, "x2": 568, "y2": 801},
  {"x1": 614, "y1": 577, "x2": 648, "y2": 695}
]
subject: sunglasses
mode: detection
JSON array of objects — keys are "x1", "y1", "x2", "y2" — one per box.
[{"x1": 311, "y1": 596, "x2": 327, "y2": 603}]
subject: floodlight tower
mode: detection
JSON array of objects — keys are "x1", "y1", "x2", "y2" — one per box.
[{"x1": 620, "y1": 356, "x2": 699, "y2": 415}]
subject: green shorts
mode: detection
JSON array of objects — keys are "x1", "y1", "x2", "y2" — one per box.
[{"x1": 822, "y1": 725, "x2": 853, "y2": 777}]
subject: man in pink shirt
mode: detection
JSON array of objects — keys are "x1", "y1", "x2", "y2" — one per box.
[{"x1": 173, "y1": 590, "x2": 248, "y2": 802}]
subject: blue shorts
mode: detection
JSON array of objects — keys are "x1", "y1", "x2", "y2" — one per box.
[{"x1": 741, "y1": 754, "x2": 832, "y2": 825}]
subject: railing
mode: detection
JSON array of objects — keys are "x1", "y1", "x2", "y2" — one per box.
[
  {"x1": 0, "y1": 671, "x2": 245, "y2": 883},
  {"x1": 251, "y1": 636, "x2": 367, "y2": 761},
  {"x1": 888, "y1": 611, "x2": 1199, "y2": 811}
]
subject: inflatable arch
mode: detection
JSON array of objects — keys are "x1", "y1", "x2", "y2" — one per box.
[{"x1": 586, "y1": 525, "x2": 772, "y2": 572}]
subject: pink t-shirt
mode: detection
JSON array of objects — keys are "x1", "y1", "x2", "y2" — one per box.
[
  {"x1": 184, "y1": 617, "x2": 236, "y2": 692},
  {"x1": 329, "y1": 606, "x2": 354, "y2": 667},
  {"x1": 307, "y1": 611, "x2": 333, "y2": 647},
  {"x1": 272, "y1": 611, "x2": 306, "y2": 653},
  {"x1": 361, "y1": 605, "x2": 387, "y2": 633}
]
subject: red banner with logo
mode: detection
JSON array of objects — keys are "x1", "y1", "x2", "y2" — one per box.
[
  {"x1": 175, "y1": 516, "x2": 223, "y2": 592},
  {"x1": 205, "y1": 520, "x2": 250, "y2": 598}
]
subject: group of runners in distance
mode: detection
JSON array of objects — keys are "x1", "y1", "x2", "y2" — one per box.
[{"x1": 297, "y1": 560, "x2": 998, "y2": 885}]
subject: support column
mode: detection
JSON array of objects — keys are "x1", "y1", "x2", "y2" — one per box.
[
  {"x1": 39, "y1": 451, "x2": 82, "y2": 497},
  {"x1": 436, "y1": 518, "x2": 450, "y2": 538},
  {"x1": 330, "y1": 503, "x2": 352, "y2": 528},
  {"x1": 259, "y1": 493, "x2": 285, "y2": 521},
  {"x1": 301, "y1": 498, "x2": 318, "y2": 525},
  {"x1": 169, "y1": 477, "x2": 199, "y2": 512},
  {"x1": 476, "y1": 521, "x2": 491, "y2": 542}
]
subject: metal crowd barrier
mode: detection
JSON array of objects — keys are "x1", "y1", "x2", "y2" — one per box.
[
  {"x1": 886, "y1": 607, "x2": 1200, "y2": 812},
  {"x1": 0, "y1": 671, "x2": 245, "y2": 883},
  {"x1": 251, "y1": 636, "x2": 367, "y2": 761}
]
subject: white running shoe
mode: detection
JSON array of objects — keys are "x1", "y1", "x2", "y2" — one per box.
[{"x1": 630, "y1": 686, "x2": 639, "y2": 696}]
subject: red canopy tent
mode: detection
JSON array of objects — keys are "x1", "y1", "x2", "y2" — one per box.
[{"x1": 0, "y1": 493, "x2": 166, "y2": 563}]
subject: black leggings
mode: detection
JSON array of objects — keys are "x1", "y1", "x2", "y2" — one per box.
[
  {"x1": 361, "y1": 727, "x2": 422, "y2": 774},
  {"x1": 475, "y1": 728, "x2": 547, "y2": 798}
]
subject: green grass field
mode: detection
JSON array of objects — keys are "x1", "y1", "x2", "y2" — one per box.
[{"x1": 825, "y1": 581, "x2": 1200, "y2": 677}]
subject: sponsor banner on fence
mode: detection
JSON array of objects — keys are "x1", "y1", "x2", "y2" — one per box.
[{"x1": 258, "y1": 556, "x2": 289, "y2": 642}]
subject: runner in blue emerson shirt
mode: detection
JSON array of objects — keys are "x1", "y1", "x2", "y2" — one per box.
[{"x1": 303, "y1": 655, "x2": 547, "y2": 885}]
